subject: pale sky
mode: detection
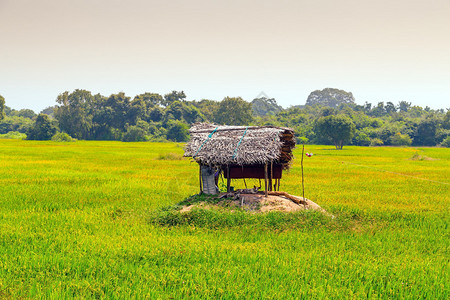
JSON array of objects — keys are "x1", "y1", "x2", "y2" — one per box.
[{"x1": 1, "y1": 0, "x2": 449, "y2": 112}]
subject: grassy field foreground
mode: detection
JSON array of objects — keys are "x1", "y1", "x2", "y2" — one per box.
[{"x1": 0, "y1": 140, "x2": 448, "y2": 298}]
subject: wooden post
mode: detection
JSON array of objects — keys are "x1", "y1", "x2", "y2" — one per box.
[
  {"x1": 277, "y1": 178, "x2": 281, "y2": 191},
  {"x1": 264, "y1": 163, "x2": 268, "y2": 197},
  {"x1": 301, "y1": 143, "x2": 305, "y2": 202},
  {"x1": 269, "y1": 161, "x2": 273, "y2": 192},
  {"x1": 227, "y1": 165, "x2": 231, "y2": 193},
  {"x1": 199, "y1": 164, "x2": 203, "y2": 193}
]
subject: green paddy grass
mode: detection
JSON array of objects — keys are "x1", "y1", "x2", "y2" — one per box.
[{"x1": 0, "y1": 140, "x2": 448, "y2": 299}]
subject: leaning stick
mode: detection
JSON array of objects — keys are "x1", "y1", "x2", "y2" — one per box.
[{"x1": 267, "y1": 191, "x2": 307, "y2": 206}]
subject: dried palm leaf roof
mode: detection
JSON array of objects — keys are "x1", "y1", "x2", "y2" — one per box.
[{"x1": 184, "y1": 123, "x2": 295, "y2": 167}]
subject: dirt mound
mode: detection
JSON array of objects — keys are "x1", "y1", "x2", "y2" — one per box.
[{"x1": 180, "y1": 192, "x2": 327, "y2": 214}]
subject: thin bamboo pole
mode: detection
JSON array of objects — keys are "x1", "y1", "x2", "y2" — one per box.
[
  {"x1": 269, "y1": 161, "x2": 273, "y2": 191},
  {"x1": 301, "y1": 143, "x2": 305, "y2": 201},
  {"x1": 227, "y1": 165, "x2": 231, "y2": 193},
  {"x1": 199, "y1": 164, "x2": 203, "y2": 193},
  {"x1": 264, "y1": 163, "x2": 268, "y2": 197}
]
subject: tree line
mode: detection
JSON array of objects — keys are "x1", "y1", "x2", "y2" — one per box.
[{"x1": 0, "y1": 88, "x2": 449, "y2": 148}]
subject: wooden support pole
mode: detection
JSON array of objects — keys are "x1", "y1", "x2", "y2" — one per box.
[
  {"x1": 269, "y1": 161, "x2": 273, "y2": 192},
  {"x1": 199, "y1": 164, "x2": 203, "y2": 193},
  {"x1": 301, "y1": 143, "x2": 305, "y2": 202},
  {"x1": 277, "y1": 178, "x2": 281, "y2": 191},
  {"x1": 227, "y1": 165, "x2": 231, "y2": 193},
  {"x1": 264, "y1": 163, "x2": 268, "y2": 197}
]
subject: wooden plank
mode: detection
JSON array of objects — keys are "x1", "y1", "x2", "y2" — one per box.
[{"x1": 224, "y1": 164, "x2": 282, "y2": 179}]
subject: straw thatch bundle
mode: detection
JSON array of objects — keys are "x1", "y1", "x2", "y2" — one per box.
[{"x1": 184, "y1": 123, "x2": 295, "y2": 168}]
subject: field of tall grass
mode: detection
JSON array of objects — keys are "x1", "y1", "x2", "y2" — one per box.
[{"x1": 0, "y1": 140, "x2": 448, "y2": 298}]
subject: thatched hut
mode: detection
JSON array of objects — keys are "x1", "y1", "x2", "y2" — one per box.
[{"x1": 184, "y1": 123, "x2": 295, "y2": 196}]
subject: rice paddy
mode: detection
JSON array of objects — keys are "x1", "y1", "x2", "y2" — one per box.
[{"x1": 0, "y1": 140, "x2": 448, "y2": 298}]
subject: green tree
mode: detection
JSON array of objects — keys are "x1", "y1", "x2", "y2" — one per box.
[
  {"x1": 122, "y1": 121, "x2": 149, "y2": 142},
  {"x1": 149, "y1": 107, "x2": 164, "y2": 122},
  {"x1": 390, "y1": 133, "x2": 412, "y2": 146},
  {"x1": 0, "y1": 116, "x2": 33, "y2": 134},
  {"x1": 441, "y1": 136, "x2": 450, "y2": 147},
  {"x1": 163, "y1": 91, "x2": 186, "y2": 106},
  {"x1": 306, "y1": 88, "x2": 355, "y2": 108},
  {"x1": 251, "y1": 97, "x2": 283, "y2": 116},
  {"x1": 354, "y1": 132, "x2": 371, "y2": 146},
  {"x1": 166, "y1": 121, "x2": 189, "y2": 142},
  {"x1": 315, "y1": 115, "x2": 356, "y2": 149},
  {"x1": 182, "y1": 104, "x2": 204, "y2": 124},
  {"x1": 51, "y1": 132, "x2": 75, "y2": 142},
  {"x1": 191, "y1": 99, "x2": 219, "y2": 121},
  {"x1": 413, "y1": 118, "x2": 438, "y2": 146},
  {"x1": 214, "y1": 97, "x2": 253, "y2": 125},
  {"x1": 40, "y1": 106, "x2": 57, "y2": 117},
  {"x1": 133, "y1": 92, "x2": 164, "y2": 107},
  {"x1": 0, "y1": 95, "x2": 5, "y2": 120},
  {"x1": 55, "y1": 90, "x2": 94, "y2": 139},
  {"x1": 101, "y1": 92, "x2": 131, "y2": 131},
  {"x1": 164, "y1": 100, "x2": 184, "y2": 121},
  {"x1": 398, "y1": 101, "x2": 411, "y2": 112},
  {"x1": 385, "y1": 102, "x2": 397, "y2": 114},
  {"x1": 443, "y1": 111, "x2": 450, "y2": 130},
  {"x1": 26, "y1": 114, "x2": 57, "y2": 140},
  {"x1": 16, "y1": 109, "x2": 36, "y2": 119},
  {"x1": 369, "y1": 102, "x2": 386, "y2": 117},
  {"x1": 129, "y1": 93, "x2": 164, "y2": 123}
]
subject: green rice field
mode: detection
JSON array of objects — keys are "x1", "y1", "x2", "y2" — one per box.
[{"x1": 0, "y1": 140, "x2": 448, "y2": 298}]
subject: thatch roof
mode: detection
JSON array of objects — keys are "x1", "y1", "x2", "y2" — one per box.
[{"x1": 184, "y1": 123, "x2": 295, "y2": 167}]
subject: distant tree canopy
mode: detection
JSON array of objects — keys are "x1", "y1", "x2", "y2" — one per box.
[
  {"x1": 166, "y1": 121, "x2": 189, "y2": 142},
  {"x1": 55, "y1": 89, "x2": 94, "y2": 139},
  {"x1": 306, "y1": 88, "x2": 355, "y2": 108},
  {"x1": 26, "y1": 114, "x2": 57, "y2": 140},
  {"x1": 315, "y1": 115, "x2": 356, "y2": 149},
  {"x1": 1, "y1": 88, "x2": 448, "y2": 146},
  {"x1": 191, "y1": 100, "x2": 219, "y2": 121},
  {"x1": 413, "y1": 117, "x2": 438, "y2": 146},
  {"x1": 164, "y1": 91, "x2": 186, "y2": 106},
  {"x1": 40, "y1": 106, "x2": 57, "y2": 117},
  {"x1": 214, "y1": 97, "x2": 253, "y2": 126},
  {"x1": 251, "y1": 97, "x2": 283, "y2": 116}
]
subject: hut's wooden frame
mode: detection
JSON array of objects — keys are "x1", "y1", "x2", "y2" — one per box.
[{"x1": 184, "y1": 123, "x2": 295, "y2": 197}]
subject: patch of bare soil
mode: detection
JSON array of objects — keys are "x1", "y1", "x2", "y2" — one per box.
[{"x1": 180, "y1": 191, "x2": 328, "y2": 214}]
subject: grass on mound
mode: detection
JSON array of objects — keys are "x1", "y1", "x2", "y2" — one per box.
[{"x1": 152, "y1": 194, "x2": 371, "y2": 232}]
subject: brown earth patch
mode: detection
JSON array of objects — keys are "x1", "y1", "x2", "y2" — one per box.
[{"x1": 180, "y1": 192, "x2": 328, "y2": 215}]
